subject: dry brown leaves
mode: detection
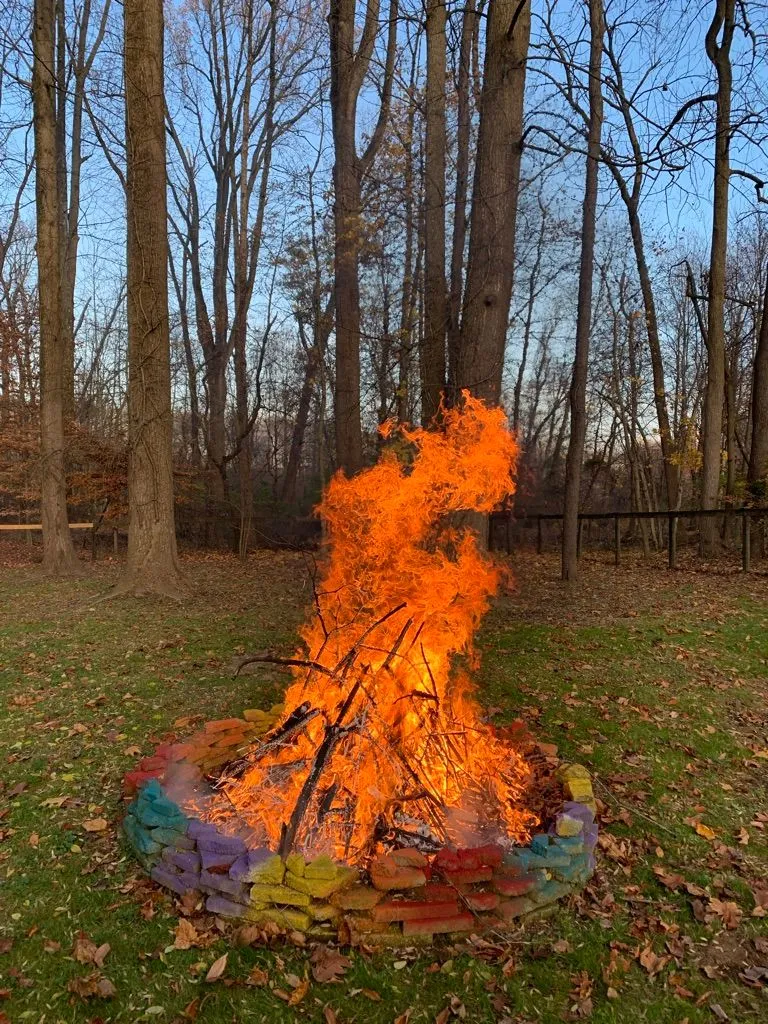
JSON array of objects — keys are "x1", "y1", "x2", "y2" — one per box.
[{"x1": 310, "y1": 946, "x2": 352, "y2": 984}]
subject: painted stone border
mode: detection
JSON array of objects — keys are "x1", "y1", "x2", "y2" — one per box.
[{"x1": 122, "y1": 710, "x2": 598, "y2": 945}]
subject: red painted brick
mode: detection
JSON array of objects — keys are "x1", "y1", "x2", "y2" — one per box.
[
  {"x1": 139, "y1": 755, "x2": 168, "y2": 772},
  {"x1": 372, "y1": 899, "x2": 459, "y2": 923},
  {"x1": 433, "y1": 848, "x2": 461, "y2": 872},
  {"x1": 497, "y1": 897, "x2": 535, "y2": 921},
  {"x1": 463, "y1": 891, "x2": 500, "y2": 912},
  {"x1": 493, "y1": 874, "x2": 538, "y2": 897},
  {"x1": 167, "y1": 742, "x2": 195, "y2": 762},
  {"x1": 402, "y1": 912, "x2": 475, "y2": 936},
  {"x1": 122, "y1": 769, "x2": 161, "y2": 795},
  {"x1": 422, "y1": 883, "x2": 460, "y2": 900},
  {"x1": 439, "y1": 867, "x2": 493, "y2": 885},
  {"x1": 457, "y1": 844, "x2": 503, "y2": 870}
]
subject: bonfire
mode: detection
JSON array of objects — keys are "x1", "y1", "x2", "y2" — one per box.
[{"x1": 213, "y1": 396, "x2": 538, "y2": 863}]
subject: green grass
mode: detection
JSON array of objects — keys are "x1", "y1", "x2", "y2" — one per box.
[{"x1": 1, "y1": 550, "x2": 767, "y2": 1023}]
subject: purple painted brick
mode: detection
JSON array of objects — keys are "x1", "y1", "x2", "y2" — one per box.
[
  {"x1": 151, "y1": 865, "x2": 195, "y2": 896},
  {"x1": 176, "y1": 870, "x2": 202, "y2": 890},
  {"x1": 200, "y1": 848, "x2": 237, "y2": 871},
  {"x1": 562, "y1": 801, "x2": 595, "y2": 825},
  {"x1": 206, "y1": 895, "x2": 248, "y2": 918},
  {"x1": 163, "y1": 848, "x2": 201, "y2": 873},
  {"x1": 229, "y1": 847, "x2": 272, "y2": 881},
  {"x1": 583, "y1": 824, "x2": 598, "y2": 852},
  {"x1": 187, "y1": 820, "x2": 219, "y2": 842},
  {"x1": 197, "y1": 833, "x2": 247, "y2": 857},
  {"x1": 199, "y1": 870, "x2": 248, "y2": 901}
]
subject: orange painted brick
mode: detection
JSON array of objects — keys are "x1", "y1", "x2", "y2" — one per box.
[
  {"x1": 372, "y1": 898, "x2": 459, "y2": 923},
  {"x1": 402, "y1": 912, "x2": 474, "y2": 936}
]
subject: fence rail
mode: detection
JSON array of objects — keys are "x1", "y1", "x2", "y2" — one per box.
[
  {"x1": 490, "y1": 507, "x2": 768, "y2": 571},
  {"x1": 0, "y1": 523, "x2": 93, "y2": 531}
]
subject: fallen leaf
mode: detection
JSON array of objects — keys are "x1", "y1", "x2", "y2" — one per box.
[
  {"x1": 638, "y1": 945, "x2": 670, "y2": 976},
  {"x1": 708, "y1": 899, "x2": 743, "y2": 930},
  {"x1": 247, "y1": 966, "x2": 268, "y2": 986},
  {"x1": 205, "y1": 953, "x2": 228, "y2": 983},
  {"x1": 73, "y1": 932, "x2": 99, "y2": 965},
  {"x1": 174, "y1": 919, "x2": 200, "y2": 950},
  {"x1": 83, "y1": 818, "x2": 108, "y2": 833},
  {"x1": 310, "y1": 945, "x2": 351, "y2": 984},
  {"x1": 694, "y1": 822, "x2": 717, "y2": 841},
  {"x1": 288, "y1": 977, "x2": 310, "y2": 1005},
  {"x1": 66, "y1": 972, "x2": 116, "y2": 1000}
]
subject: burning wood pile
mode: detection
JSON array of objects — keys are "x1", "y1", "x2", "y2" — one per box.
[
  {"x1": 219, "y1": 397, "x2": 537, "y2": 862},
  {"x1": 122, "y1": 397, "x2": 599, "y2": 943}
]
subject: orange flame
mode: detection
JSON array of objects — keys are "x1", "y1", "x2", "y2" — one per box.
[{"x1": 224, "y1": 395, "x2": 537, "y2": 861}]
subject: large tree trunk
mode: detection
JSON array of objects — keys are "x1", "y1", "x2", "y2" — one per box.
[
  {"x1": 421, "y1": 0, "x2": 447, "y2": 423},
  {"x1": 118, "y1": 0, "x2": 184, "y2": 597},
  {"x1": 456, "y1": 0, "x2": 531, "y2": 404},
  {"x1": 561, "y1": 0, "x2": 604, "y2": 582},
  {"x1": 329, "y1": 0, "x2": 397, "y2": 474},
  {"x1": 700, "y1": 0, "x2": 735, "y2": 553},
  {"x1": 33, "y1": 0, "x2": 80, "y2": 575},
  {"x1": 330, "y1": 0, "x2": 365, "y2": 474},
  {"x1": 748, "y1": 264, "x2": 768, "y2": 490}
]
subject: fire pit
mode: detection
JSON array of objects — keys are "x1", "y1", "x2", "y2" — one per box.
[{"x1": 122, "y1": 398, "x2": 598, "y2": 944}]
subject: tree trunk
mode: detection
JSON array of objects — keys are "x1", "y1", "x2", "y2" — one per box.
[
  {"x1": 457, "y1": 0, "x2": 531, "y2": 404},
  {"x1": 329, "y1": 0, "x2": 397, "y2": 472},
  {"x1": 447, "y1": 0, "x2": 476, "y2": 399},
  {"x1": 700, "y1": 0, "x2": 735, "y2": 553},
  {"x1": 119, "y1": 0, "x2": 184, "y2": 597},
  {"x1": 330, "y1": 0, "x2": 365, "y2": 474},
  {"x1": 33, "y1": 0, "x2": 80, "y2": 575},
  {"x1": 748, "y1": 264, "x2": 768, "y2": 491},
  {"x1": 562, "y1": 0, "x2": 604, "y2": 582},
  {"x1": 421, "y1": 0, "x2": 447, "y2": 423}
]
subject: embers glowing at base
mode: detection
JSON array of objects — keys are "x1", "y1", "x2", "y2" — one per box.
[{"x1": 220, "y1": 396, "x2": 538, "y2": 862}]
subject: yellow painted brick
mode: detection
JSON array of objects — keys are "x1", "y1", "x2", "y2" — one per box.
[
  {"x1": 250, "y1": 883, "x2": 310, "y2": 907},
  {"x1": 244, "y1": 906, "x2": 311, "y2": 931},
  {"x1": 285, "y1": 853, "x2": 305, "y2": 877}
]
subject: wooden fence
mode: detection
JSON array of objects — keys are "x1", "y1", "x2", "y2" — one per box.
[{"x1": 490, "y1": 507, "x2": 768, "y2": 571}]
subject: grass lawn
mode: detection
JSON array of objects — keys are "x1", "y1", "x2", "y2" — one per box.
[{"x1": 1, "y1": 546, "x2": 767, "y2": 1024}]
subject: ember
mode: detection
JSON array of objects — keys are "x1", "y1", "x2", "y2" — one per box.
[{"x1": 216, "y1": 396, "x2": 538, "y2": 862}]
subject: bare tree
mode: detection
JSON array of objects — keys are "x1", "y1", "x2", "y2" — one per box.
[
  {"x1": 747, "y1": 260, "x2": 768, "y2": 492},
  {"x1": 33, "y1": 0, "x2": 80, "y2": 574},
  {"x1": 421, "y1": 0, "x2": 447, "y2": 422},
  {"x1": 329, "y1": 0, "x2": 398, "y2": 473},
  {"x1": 562, "y1": 0, "x2": 604, "y2": 581},
  {"x1": 700, "y1": 0, "x2": 735, "y2": 551},
  {"x1": 117, "y1": 0, "x2": 183, "y2": 597},
  {"x1": 456, "y1": 0, "x2": 531, "y2": 404}
]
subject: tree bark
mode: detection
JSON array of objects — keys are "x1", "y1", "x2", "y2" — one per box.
[
  {"x1": 447, "y1": 0, "x2": 476, "y2": 399},
  {"x1": 456, "y1": 0, "x2": 531, "y2": 404},
  {"x1": 700, "y1": 0, "x2": 735, "y2": 553},
  {"x1": 33, "y1": 0, "x2": 80, "y2": 575},
  {"x1": 562, "y1": 0, "x2": 604, "y2": 582},
  {"x1": 421, "y1": 0, "x2": 447, "y2": 423},
  {"x1": 329, "y1": 0, "x2": 398, "y2": 474},
  {"x1": 119, "y1": 0, "x2": 184, "y2": 597},
  {"x1": 748, "y1": 263, "x2": 768, "y2": 490}
]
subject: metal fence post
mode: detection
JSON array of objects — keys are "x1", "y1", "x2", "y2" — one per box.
[
  {"x1": 668, "y1": 513, "x2": 677, "y2": 569},
  {"x1": 742, "y1": 514, "x2": 751, "y2": 572}
]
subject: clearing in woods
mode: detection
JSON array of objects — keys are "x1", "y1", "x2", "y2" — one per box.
[{"x1": 0, "y1": 547, "x2": 767, "y2": 1023}]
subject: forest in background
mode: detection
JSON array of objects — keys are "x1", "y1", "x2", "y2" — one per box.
[{"x1": 1, "y1": 0, "x2": 768, "y2": 578}]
